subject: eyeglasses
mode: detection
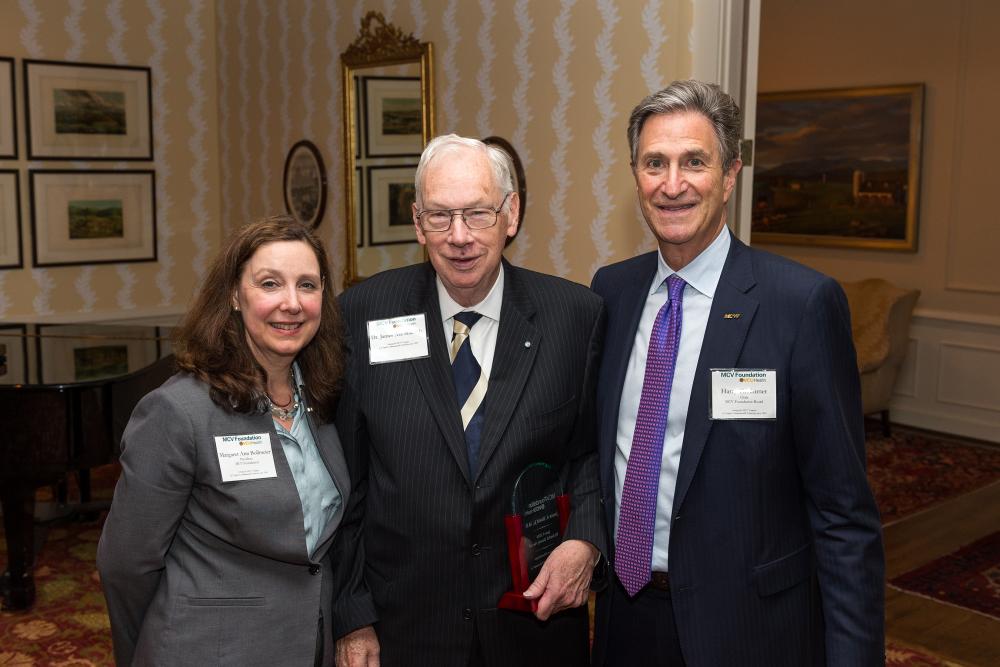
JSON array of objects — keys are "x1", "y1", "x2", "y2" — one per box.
[{"x1": 415, "y1": 192, "x2": 511, "y2": 232}]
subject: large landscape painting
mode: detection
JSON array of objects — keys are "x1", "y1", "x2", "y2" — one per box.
[{"x1": 751, "y1": 85, "x2": 923, "y2": 251}]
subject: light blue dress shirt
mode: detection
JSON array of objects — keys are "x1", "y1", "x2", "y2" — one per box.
[
  {"x1": 614, "y1": 226, "x2": 731, "y2": 571},
  {"x1": 273, "y1": 364, "x2": 341, "y2": 558}
]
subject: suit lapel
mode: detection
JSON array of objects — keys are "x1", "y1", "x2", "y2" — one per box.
[
  {"x1": 672, "y1": 237, "x2": 757, "y2": 514},
  {"x1": 599, "y1": 253, "x2": 658, "y2": 490},
  {"x1": 404, "y1": 264, "x2": 473, "y2": 483},
  {"x1": 309, "y1": 418, "x2": 351, "y2": 561},
  {"x1": 476, "y1": 263, "x2": 539, "y2": 480}
]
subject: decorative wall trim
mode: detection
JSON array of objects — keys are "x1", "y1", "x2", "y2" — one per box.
[
  {"x1": 937, "y1": 341, "x2": 1000, "y2": 412},
  {"x1": 889, "y1": 308, "x2": 1000, "y2": 443}
]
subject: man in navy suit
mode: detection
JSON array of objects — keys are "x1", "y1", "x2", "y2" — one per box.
[{"x1": 590, "y1": 80, "x2": 884, "y2": 666}]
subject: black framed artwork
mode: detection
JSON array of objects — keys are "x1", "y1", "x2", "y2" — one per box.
[
  {"x1": 29, "y1": 169, "x2": 157, "y2": 267},
  {"x1": 0, "y1": 170, "x2": 23, "y2": 269},
  {"x1": 0, "y1": 57, "x2": 16, "y2": 159},
  {"x1": 283, "y1": 140, "x2": 327, "y2": 229},
  {"x1": 362, "y1": 76, "x2": 423, "y2": 158},
  {"x1": 24, "y1": 59, "x2": 153, "y2": 160},
  {"x1": 367, "y1": 163, "x2": 417, "y2": 246}
]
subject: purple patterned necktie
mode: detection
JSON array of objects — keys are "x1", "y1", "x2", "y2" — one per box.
[{"x1": 615, "y1": 274, "x2": 686, "y2": 596}]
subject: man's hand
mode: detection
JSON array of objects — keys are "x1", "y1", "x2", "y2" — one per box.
[
  {"x1": 521, "y1": 539, "x2": 599, "y2": 621},
  {"x1": 336, "y1": 625, "x2": 380, "y2": 667}
]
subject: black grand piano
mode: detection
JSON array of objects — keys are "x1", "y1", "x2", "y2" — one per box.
[{"x1": 0, "y1": 323, "x2": 175, "y2": 610}]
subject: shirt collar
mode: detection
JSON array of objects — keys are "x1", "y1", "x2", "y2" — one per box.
[
  {"x1": 651, "y1": 225, "x2": 731, "y2": 299},
  {"x1": 437, "y1": 264, "x2": 505, "y2": 324}
]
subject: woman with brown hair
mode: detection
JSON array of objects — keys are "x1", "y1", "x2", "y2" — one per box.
[{"x1": 98, "y1": 216, "x2": 351, "y2": 666}]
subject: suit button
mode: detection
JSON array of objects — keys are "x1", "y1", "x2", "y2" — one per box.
[
  {"x1": 309, "y1": 564, "x2": 321, "y2": 575},
  {"x1": 471, "y1": 543, "x2": 481, "y2": 556},
  {"x1": 673, "y1": 515, "x2": 681, "y2": 522},
  {"x1": 463, "y1": 608, "x2": 473, "y2": 621}
]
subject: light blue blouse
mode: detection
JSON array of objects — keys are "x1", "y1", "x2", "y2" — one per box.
[{"x1": 272, "y1": 365, "x2": 341, "y2": 557}]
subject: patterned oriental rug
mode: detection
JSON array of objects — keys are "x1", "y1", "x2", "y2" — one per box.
[
  {"x1": 890, "y1": 531, "x2": 1000, "y2": 622},
  {"x1": 864, "y1": 427, "x2": 1000, "y2": 524},
  {"x1": 1, "y1": 428, "x2": 998, "y2": 665}
]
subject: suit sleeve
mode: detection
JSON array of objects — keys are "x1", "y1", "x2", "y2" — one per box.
[
  {"x1": 329, "y1": 304, "x2": 380, "y2": 638},
  {"x1": 562, "y1": 301, "x2": 609, "y2": 568},
  {"x1": 789, "y1": 277, "x2": 885, "y2": 666},
  {"x1": 96, "y1": 388, "x2": 195, "y2": 667}
]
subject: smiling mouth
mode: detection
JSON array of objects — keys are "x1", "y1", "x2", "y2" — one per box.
[
  {"x1": 270, "y1": 322, "x2": 302, "y2": 331},
  {"x1": 656, "y1": 202, "x2": 696, "y2": 212}
]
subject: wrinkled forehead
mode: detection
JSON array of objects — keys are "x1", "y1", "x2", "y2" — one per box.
[{"x1": 420, "y1": 148, "x2": 497, "y2": 200}]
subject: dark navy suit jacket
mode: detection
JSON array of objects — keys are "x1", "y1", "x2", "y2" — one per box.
[{"x1": 590, "y1": 235, "x2": 884, "y2": 666}]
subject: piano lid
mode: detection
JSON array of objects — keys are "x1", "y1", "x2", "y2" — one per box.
[{"x1": 0, "y1": 323, "x2": 172, "y2": 388}]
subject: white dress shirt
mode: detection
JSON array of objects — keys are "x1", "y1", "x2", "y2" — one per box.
[
  {"x1": 436, "y1": 265, "x2": 504, "y2": 378},
  {"x1": 614, "y1": 226, "x2": 731, "y2": 571}
]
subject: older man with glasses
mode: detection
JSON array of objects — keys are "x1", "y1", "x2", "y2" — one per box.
[{"x1": 333, "y1": 134, "x2": 607, "y2": 667}]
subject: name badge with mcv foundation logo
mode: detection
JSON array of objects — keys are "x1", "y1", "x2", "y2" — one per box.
[
  {"x1": 214, "y1": 433, "x2": 278, "y2": 482},
  {"x1": 710, "y1": 369, "x2": 777, "y2": 420}
]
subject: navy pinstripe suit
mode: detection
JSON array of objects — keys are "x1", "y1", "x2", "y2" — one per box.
[
  {"x1": 334, "y1": 259, "x2": 606, "y2": 667},
  {"x1": 590, "y1": 235, "x2": 885, "y2": 666}
]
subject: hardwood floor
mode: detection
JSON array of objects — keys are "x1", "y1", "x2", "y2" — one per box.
[{"x1": 884, "y1": 477, "x2": 1000, "y2": 666}]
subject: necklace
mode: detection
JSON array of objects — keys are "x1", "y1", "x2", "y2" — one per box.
[
  {"x1": 267, "y1": 370, "x2": 299, "y2": 420},
  {"x1": 268, "y1": 394, "x2": 299, "y2": 420}
]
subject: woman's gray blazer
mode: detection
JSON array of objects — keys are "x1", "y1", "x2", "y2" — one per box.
[{"x1": 97, "y1": 372, "x2": 351, "y2": 666}]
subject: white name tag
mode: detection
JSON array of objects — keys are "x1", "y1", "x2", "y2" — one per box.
[
  {"x1": 214, "y1": 432, "x2": 278, "y2": 482},
  {"x1": 710, "y1": 369, "x2": 777, "y2": 420},
  {"x1": 367, "y1": 314, "x2": 430, "y2": 364}
]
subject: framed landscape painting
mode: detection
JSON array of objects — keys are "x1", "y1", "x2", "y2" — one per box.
[
  {"x1": 363, "y1": 77, "x2": 422, "y2": 157},
  {"x1": 29, "y1": 169, "x2": 157, "y2": 267},
  {"x1": 367, "y1": 164, "x2": 417, "y2": 245},
  {"x1": 751, "y1": 84, "x2": 924, "y2": 251},
  {"x1": 24, "y1": 59, "x2": 153, "y2": 160}
]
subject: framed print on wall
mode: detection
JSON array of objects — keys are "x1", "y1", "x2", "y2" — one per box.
[
  {"x1": 24, "y1": 59, "x2": 153, "y2": 160},
  {"x1": 367, "y1": 164, "x2": 417, "y2": 245},
  {"x1": 29, "y1": 169, "x2": 157, "y2": 267},
  {"x1": 0, "y1": 324, "x2": 29, "y2": 385},
  {"x1": 0, "y1": 170, "x2": 23, "y2": 269},
  {"x1": 355, "y1": 166, "x2": 364, "y2": 247},
  {"x1": 751, "y1": 84, "x2": 923, "y2": 251},
  {"x1": 0, "y1": 57, "x2": 16, "y2": 159},
  {"x1": 36, "y1": 324, "x2": 159, "y2": 384},
  {"x1": 283, "y1": 140, "x2": 327, "y2": 229},
  {"x1": 363, "y1": 76, "x2": 422, "y2": 157}
]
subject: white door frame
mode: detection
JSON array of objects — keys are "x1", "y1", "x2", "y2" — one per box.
[{"x1": 690, "y1": 0, "x2": 762, "y2": 245}]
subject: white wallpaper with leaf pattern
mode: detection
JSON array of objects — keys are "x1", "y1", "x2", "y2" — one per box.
[
  {"x1": 218, "y1": 0, "x2": 695, "y2": 292},
  {"x1": 0, "y1": 0, "x2": 222, "y2": 321}
]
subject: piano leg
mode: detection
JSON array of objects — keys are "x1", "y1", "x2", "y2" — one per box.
[{"x1": 0, "y1": 480, "x2": 36, "y2": 610}]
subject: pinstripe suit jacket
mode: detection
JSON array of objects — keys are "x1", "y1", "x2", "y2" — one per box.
[
  {"x1": 590, "y1": 236, "x2": 885, "y2": 666},
  {"x1": 333, "y1": 260, "x2": 607, "y2": 667}
]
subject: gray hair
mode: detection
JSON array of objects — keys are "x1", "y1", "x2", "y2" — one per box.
[
  {"x1": 414, "y1": 134, "x2": 515, "y2": 209},
  {"x1": 627, "y1": 79, "x2": 743, "y2": 172}
]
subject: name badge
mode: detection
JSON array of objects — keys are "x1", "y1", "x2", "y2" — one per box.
[
  {"x1": 710, "y1": 369, "x2": 777, "y2": 420},
  {"x1": 214, "y1": 433, "x2": 278, "y2": 482},
  {"x1": 367, "y1": 314, "x2": 430, "y2": 364}
]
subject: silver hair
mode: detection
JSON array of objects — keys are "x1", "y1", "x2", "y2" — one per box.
[
  {"x1": 627, "y1": 79, "x2": 743, "y2": 172},
  {"x1": 414, "y1": 134, "x2": 515, "y2": 209}
]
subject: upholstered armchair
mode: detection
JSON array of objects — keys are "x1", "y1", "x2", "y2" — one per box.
[{"x1": 839, "y1": 279, "x2": 920, "y2": 436}]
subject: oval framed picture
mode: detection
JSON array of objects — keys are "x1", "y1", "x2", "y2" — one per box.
[
  {"x1": 283, "y1": 139, "x2": 327, "y2": 229},
  {"x1": 483, "y1": 136, "x2": 526, "y2": 247}
]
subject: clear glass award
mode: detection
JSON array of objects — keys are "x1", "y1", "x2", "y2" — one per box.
[{"x1": 498, "y1": 462, "x2": 570, "y2": 612}]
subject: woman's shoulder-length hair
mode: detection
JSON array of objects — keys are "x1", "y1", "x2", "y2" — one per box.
[{"x1": 173, "y1": 215, "x2": 344, "y2": 421}]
